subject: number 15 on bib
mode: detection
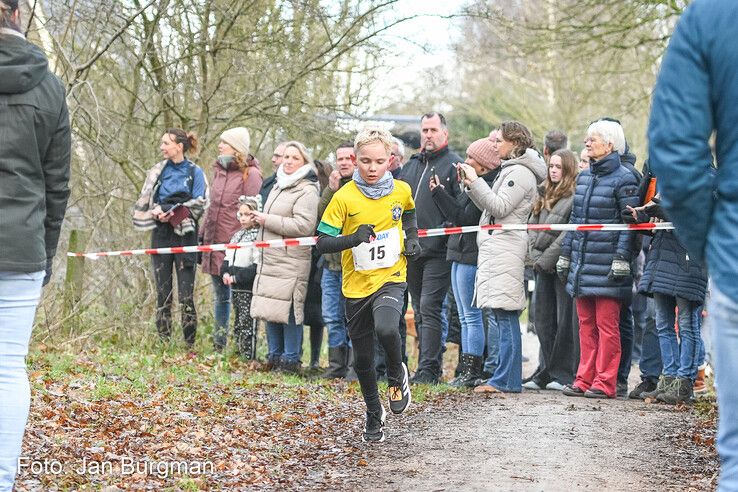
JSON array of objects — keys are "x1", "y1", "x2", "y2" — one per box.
[{"x1": 351, "y1": 228, "x2": 402, "y2": 271}]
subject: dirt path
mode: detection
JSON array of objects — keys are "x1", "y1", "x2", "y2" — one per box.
[{"x1": 345, "y1": 333, "x2": 718, "y2": 492}]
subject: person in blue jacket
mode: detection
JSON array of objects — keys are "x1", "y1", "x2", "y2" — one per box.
[
  {"x1": 557, "y1": 120, "x2": 640, "y2": 399},
  {"x1": 648, "y1": 1, "x2": 738, "y2": 487}
]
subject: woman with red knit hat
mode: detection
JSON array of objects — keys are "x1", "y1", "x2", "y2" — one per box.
[{"x1": 430, "y1": 135, "x2": 501, "y2": 387}]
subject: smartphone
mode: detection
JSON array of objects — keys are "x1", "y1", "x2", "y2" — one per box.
[
  {"x1": 429, "y1": 166, "x2": 437, "y2": 186},
  {"x1": 455, "y1": 162, "x2": 466, "y2": 182}
]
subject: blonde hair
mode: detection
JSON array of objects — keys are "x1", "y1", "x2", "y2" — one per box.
[
  {"x1": 283, "y1": 141, "x2": 313, "y2": 167},
  {"x1": 354, "y1": 126, "x2": 393, "y2": 155}
]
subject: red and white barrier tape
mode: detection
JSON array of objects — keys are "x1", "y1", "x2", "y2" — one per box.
[{"x1": 67, "y1": 222, "x2": 674, "y2": 259}]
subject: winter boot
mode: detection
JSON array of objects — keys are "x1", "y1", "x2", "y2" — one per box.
[
  {"x1": 693, "y1": 365, "x2": 708, "y2": 396},
  {"x1": 658, "y1": 377, "x2": 694, "y2": 405},
  {"x1": 322, "y1": 346, "x2": 349, "y2": 379},
  {"x1": 449, "y1": 353, "x2": 473, "y2": 387},
  {"x1": 642, "y1": 374, "x2": 675, "y2": 400}
]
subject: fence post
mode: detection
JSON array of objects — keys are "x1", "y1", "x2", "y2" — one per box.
[{"x1": 63, "y1": 207, "x2": 90, "y2": 334}]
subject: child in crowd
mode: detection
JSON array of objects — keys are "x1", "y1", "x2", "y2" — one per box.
[
  {"x1": 315, "y1": 126, "x2": 419, "y2": 442},
  {"x1": 221, "y1": 195, "x2": 261, "y2": 359}
]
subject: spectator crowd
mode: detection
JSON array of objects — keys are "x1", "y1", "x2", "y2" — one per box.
[{"x1": 130, "y1": 114, "x2": 710, "y2": 409}]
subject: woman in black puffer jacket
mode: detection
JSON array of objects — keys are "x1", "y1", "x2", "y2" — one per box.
[{"x1": 626, "y1": 197, "x2": 708, "y2": 404}]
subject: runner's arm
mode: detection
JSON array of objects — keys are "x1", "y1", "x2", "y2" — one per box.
[{"x1": 315, "y1": 225, "x2": 375, "y2": 255}]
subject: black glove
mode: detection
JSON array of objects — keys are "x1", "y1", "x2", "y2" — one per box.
[
  {"x1": 350, "y1": 224, "x2": 375, "y2": 246},
  {"x1": 404, "y1": 237, "x2": 422, "y2": 259},
  {"x1": 621, "y1": 208, "x2": 649, "y2": 224},
  {"x1": 43, "y1": 257, "x2": 53, "y2": 287}
]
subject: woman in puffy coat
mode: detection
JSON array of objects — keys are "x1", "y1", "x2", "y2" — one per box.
[
  {"x1": 523, "y1": 149, "x2": 578, "y2": 391},
  {"x1": 558, "y1": 120, "x2": 640, "y2": 399},
  {"x1": 458, "y1": 121, "x2": 547, "y2": 393},
  {"x1": 249, "y1": 141, "x2": 320, "y2": 373},
  {"x1": 200, "y1": 127, "x2": 262, "y2": 351},
  {"x1": 431, "y1": 135, "x2": 501, "y2": 388},
  {"x1": 625, "y1": 197, "x2": 708, "y2": 404}
]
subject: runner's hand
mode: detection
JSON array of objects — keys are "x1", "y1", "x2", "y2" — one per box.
[
  {"x1": 403, "y1": 237, "x2": 422, "y2": 259},
  {"x1": 351, "y1": 224, "x2": 375, "y2": 246}
]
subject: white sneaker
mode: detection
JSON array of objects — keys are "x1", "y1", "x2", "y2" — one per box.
[
  {"x1": 545, "y1": 381, "x2": 566, "y2": 391},
  {"x1": 522, "y1": 380, "x2": 542, "y2": 390}
]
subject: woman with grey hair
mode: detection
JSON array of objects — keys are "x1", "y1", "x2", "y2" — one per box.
[
  {"x1": 557, "y1": 120, "x2": 641, "y2": 399},
  {"x1": 249, "y1": 141, "x2": 320, "y2": 373}
]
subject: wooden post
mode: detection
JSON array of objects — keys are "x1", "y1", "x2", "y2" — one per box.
[{"x1": 63, "y1": 229, "x2": 90, "y2": 335}]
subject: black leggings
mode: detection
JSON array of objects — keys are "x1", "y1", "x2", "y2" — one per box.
[
  {"x1": 351, "y1": 306, "x2": 403, "y2": 412},
  {"x1": 151, "y1": 224, "x2": 197, "y2": 345}
]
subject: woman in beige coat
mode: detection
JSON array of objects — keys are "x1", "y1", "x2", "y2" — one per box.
[
  {"x1": 457, "y1": 121, "x2": 547, "y2": 393},
  {"x1": 249, "y1": 141, "x2": 320, "y2": 372}
]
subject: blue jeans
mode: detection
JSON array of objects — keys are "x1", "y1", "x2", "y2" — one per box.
[
  {"x1": 638, "y1": 298, "x2": 662, "y2": 382},
  {"x1": 485, "y1": 308, "x2": 522, "y2": 392},
  {"x1": 708, "y1": 284, "x2": 738, "y2": 491},
  {"x1": 211, "y1": 274, "x2": 231, "y2": 349},
  {"x1": 266, "y1": 308, "x2": 303, "y2": 364},
  {"x1": 321, "y1": 268, "x2": 348, "y2": 348},
  {"x1": 0, "y1": 270, "x2": 44, "y2": 491},
  {"x1": 451, "y1": 262, "x2": 484, "y2": 356},
  {"x1": 653, "y1": 293, "x2": 703, "y2": 379}
]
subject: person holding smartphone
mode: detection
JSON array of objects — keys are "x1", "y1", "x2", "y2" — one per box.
[
  {"x1": 430, "y1": 136, "x2": 502, "y2": 388},
  {"x1": 398, "y1": 112, "x2": 462, "y2": 384}
]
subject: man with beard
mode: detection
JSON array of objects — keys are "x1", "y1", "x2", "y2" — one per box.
[{"x1": 400, "y1": 112, "x2": 462, "y2": 384}]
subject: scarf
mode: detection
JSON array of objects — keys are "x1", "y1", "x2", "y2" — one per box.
[
  {"x1": 276, "y1": 163, "x2": 313, "y2": 189},
  {"x1": 217, "y1": 155, "x2": 235, "y2": 169},
  {"x1": 352, "y1": 170, "x2": 394, "y2": 199}
]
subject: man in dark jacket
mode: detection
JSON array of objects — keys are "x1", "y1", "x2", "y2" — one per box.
[
  {"x1": 0, "y1": 3, "x2": 71, "y2": 489},
  {"x1": 259, "y1": 142, "x2": 286, "y2": 204},
  {"x1": 399, "y1": 112, "x2": 462, "y2": 384},
  {"x1": 648, "y1": 0, "x2": 738, "y2": 486},
  {"x1": 318, "y1": 141, "x2": 356, "y2": 379}
]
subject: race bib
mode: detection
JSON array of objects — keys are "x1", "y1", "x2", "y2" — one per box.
[{"x1": 351, "y1": 228, "x2": 401, "y2": 271}]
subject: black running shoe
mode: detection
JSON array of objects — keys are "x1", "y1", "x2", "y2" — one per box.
[
  {"x1": 362, "y1": 406, "x2": 386, "y2": 443},
  {"x1": 389, "y1": 362, "x2": 412, "y2": 415}
]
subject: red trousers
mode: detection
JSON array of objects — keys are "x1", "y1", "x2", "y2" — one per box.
[{"x1": 574, "y1": 296, "x2": 622, "y2": 397}]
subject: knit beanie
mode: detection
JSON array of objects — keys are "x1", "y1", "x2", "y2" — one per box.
[
  {"x1": 466, "y1": 138, "x2": 499, "y2": 170},
  {"x1": 220, "y1": 127, "x2": 250, "y2": 156}
]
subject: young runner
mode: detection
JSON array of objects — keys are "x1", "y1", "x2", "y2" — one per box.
[{"x1": 316, "y1": 127, "x2": 420, "y2": 442}]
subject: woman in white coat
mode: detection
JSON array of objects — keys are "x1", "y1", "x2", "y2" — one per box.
[{"x1": 457, "y1": 121, "x2": 547, "y2": 393}]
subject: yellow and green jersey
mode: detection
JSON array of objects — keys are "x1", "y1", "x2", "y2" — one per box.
[{"x1": 318, "y1": 180, "x2": 415, "y2": 298}]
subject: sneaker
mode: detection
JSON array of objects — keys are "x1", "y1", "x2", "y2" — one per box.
[
  {"x1": 629, "y1": 380, "x2": 658, "y2": 400},
  {"x1": 562, "y1": 384, "x2": 586, "y2": 397},
  {"x1": 389, "y1": 363, "x2": 412, "y2": 415},
  {"x1": 522, "y1": 380, "x2": 543, "y2": 390},
  {"x1": 545, "y1": 381, "x2": 566, "y2": 391},
  {"x1": 362, "y1": 406, "x2": 386, "y2": 443}
]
